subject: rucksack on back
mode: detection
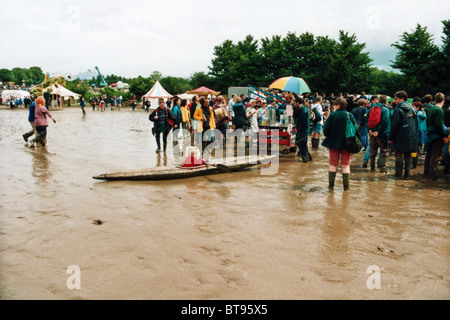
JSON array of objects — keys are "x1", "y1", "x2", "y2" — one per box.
[{"x1": 367, "y1": 106, "x2": 381, "y2": 129}]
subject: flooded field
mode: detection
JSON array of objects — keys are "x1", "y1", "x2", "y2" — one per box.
[{"x1": 0, "y1": 107, "x2": 448, "y2": 299}]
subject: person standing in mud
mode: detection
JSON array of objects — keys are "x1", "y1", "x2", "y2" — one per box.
[
  {"x1": 80, "y1": 97, "x2": 86, "y2": 116},
  {"x1": 389, "y1": 91, "x2": 418, "y2": 180},
  {"x1": 293, "y1": 97, "x2": 311, "y2": 163},
  {"x1": 423, "y1": 92, "x2": 449, "y2": 180},
  {"x1": 149, "y1": 99, "x2": 176, "y2": 153},
  {"x1": 194, "y1": 97, "x2": 216, "y2": 151},
  {"x1": 366, "y1": 95, "x2": 390, "y2": 173},
  {"x1": 321, "y1": 97, "x2": 356, "y2": 191},
  {"x1": 171, "y1": 98, "x2": 182, "y2": 143},
  {"x1": 232, "y1": 97, "x2": 247, "y2": 130},
  {"x1": 22, "y1": 100, "x2": 36, "y2": 143},
  {"x1": 189, "y1": 95, "x2": 200, "y2": 146},
  {"x1": 311, "y1": 96, "x2": 324, "y2": 149},
  {"x1": 29, "y1": 96, "x2": 56, "y2": 147}
]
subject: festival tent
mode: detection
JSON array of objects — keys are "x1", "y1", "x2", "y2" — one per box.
[
  {"x1": 72, "y1": 69, "x2": 97, "y2": 81},
  {"x1": 116, "y1": 81, "x2": 129, "y2": 90},
  {"x1": 1, "y1": 90, "x2": 30, "y2": 104},
  {"x1": 45, "y1": 84, "x2": 81, "y2": 109},
  {"x1": 187, "y1": 86, "x2": 220, "y2": 96},
  {"x1": 142, "y1": 81, "x2": 173, "y2": 109},
  {"x1": 174, "y1": 93, "x2": 195, "y2": 101}
]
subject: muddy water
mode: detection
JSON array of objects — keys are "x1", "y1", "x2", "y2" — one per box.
[{"x1": 0, "y1": 107, "x2": 448, "y2": 300}]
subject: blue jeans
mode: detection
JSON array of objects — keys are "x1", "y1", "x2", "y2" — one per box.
[
  {"x1": 360, "y1": 126, "x2": 368, "y2": 149},
  {"x1": 363, "y1": 144, "x2": 381, "y2": 165}
]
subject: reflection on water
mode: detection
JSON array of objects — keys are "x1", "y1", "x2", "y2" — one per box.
[
  {"x1": 30, "y1": 146, "x2": 51, "y2": 183},
  {"x1": 0, "y1": 108, "x2": 449, "y2": 300}
]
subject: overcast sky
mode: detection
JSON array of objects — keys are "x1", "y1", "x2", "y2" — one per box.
[{"x1": 2, "y1": 0, "x2": 449, "y2": 79}]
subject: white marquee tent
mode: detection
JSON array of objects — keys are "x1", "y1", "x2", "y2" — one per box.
[
  {"x1": 45, "y1": 84, "x2": 81, "y2": 109},
  {"x1": 142, "y1": 81, "x2": 173, "y2": 109},
  {"x1": 1, "y1": 90, "x2": 30, "y2": 103}
]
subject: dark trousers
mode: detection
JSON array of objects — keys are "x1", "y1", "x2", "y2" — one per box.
[
  {"x1": 296, "y1": 135, "x2": 309, "y2": 158},
  {"x1": 369, "y1": 136, "x2": 389, "y2": 157},
  {"x1": 424, "y1": 139, "x2": 445, "y2": 178},
  {"x1": 155, "y1": 131, "x2": 168, "y2": 150},
  {"x1": 33, "y1": 126, "x2": 47, "y2": 143},
  {"x1": 394, "y1": 151, "x2": 411, "y2": 163}
]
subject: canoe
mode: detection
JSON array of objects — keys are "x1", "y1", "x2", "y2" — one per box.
[{"x1": 92, "y1": 155, "x2": 276, "y2": 181}]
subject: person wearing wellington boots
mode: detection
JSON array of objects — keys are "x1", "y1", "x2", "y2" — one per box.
[
  {"x1": 149, "y1": 99, "x2": 176, "y2": 153},
  {"x1": 321, "y1": 97, "x2": 357, "y2": 191},
  {"x1": 389, "y1": 91, "x2": 418, "y2": 180}
]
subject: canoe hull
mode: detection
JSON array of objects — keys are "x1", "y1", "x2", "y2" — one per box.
[{"x1": 92, "y1": 155, "x2": 274, "y2": 181}]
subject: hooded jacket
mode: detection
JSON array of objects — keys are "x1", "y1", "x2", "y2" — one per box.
[
  {"x1": 389, "y1": 101, "x2": 418, "y2": 153},
  {"x1": 365, "y1": 103, "x2": 390, "y2": 143},
  {"x1": 322, "y1": 108, "x2": 357, "y2": 150}
]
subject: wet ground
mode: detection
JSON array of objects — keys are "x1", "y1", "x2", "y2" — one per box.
[{"x1": 0, "y1": 107, "x2": 448, "y2": 300}]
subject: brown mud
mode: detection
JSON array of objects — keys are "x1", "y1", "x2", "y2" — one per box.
[{"x1": 0, "y1": 108, "x2": 448, "y2": 299}]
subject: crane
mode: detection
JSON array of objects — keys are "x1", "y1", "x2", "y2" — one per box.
[{"x1": 95, "y1": 66, "x2": 107, "y2": 87}]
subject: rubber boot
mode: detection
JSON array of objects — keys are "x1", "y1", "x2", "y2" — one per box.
[
  {"x1": 395, "y1": 162, "x2": 403, "y2": 178},
  {"x1": 328, "y1": 172, "x2": 337, "y2": 190},
  {"x1": 379, "y1": 156, "x2": 387, "y2": 173},
  {"x1": 370, "y1": 156, "x2": 376, "y2": 172},
  {"x1": 404, "y1": 162, "x2": 411, "y2": 180},
  {"x1": 312, "y1": 138, "x2": 319, "y2": 149},
  {"x1": 308, "y1": 152, "x2": 313, "y2": 161},
  {"x1": 342, "y1": 173, "x2": 350, "y2": 191},
  {"x1": 412, "y1": 156, "x2": 418, "y2": 169}
]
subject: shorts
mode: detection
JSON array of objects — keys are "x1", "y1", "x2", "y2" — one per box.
[
  {"x1": 329, "y1": 149, "x2": 351, "y2": 167},
  {"x1": 313, "y1": 123, "x2": 323, "y2": 133}
]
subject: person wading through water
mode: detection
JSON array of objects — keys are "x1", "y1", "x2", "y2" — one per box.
[{"x1": 149, "y1": 99, "x2": 176, "y2": 153}]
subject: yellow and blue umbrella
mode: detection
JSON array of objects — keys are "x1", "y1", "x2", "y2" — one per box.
[{"x1": 269, "y1": 76, "x2": 311, "y2": 95}]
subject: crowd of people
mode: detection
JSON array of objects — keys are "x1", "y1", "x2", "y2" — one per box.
[
  {"x1": 17, "y1": 87, "x2": 450, "y2": 188},
  {"x1": 89, "y1": 94, "x2": 125, "y2": 111},
  {"x1": 148, "y1": 89, "x2": 449, "y2": 188},
  {"x1": 319, "y1": 91, "x2": 450, "y2": 190}
]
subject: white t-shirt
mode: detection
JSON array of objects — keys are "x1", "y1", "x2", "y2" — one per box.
[
  {"x1": 246, "y1": 107, "x2": 259, "y2": 133},
  {"x1": 312, "y1": 103, "x2": 323, "y2": 125}
]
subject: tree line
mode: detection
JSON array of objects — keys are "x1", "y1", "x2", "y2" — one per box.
[{"x1": 2, "y1": 20, "x2": 448, "y2": 99}]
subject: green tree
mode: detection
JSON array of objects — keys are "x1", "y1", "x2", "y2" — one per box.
[
  {"x1": 12, "y1": 68, "x2": 28, "y2": 85},
  {"x1": 65, "y1": 80, "x2": 90, "y2": 98},
  {"x1": 0, "y1": 68, "x2": 15, "y2": 83},
  {"x1": 190, "y1": 72, "x2": 214, "y2": 90},
  {"x1": 27, "y1": 66, "x2": 44, "y2": 85},
  {"x1": 391, "y1": 23, "x2": 439, "y2": 95},
  {"x1": 208, "y1": 39, "x2": 240, "y2": 92},
  {"x1": 328, "y1": 31, "x2": 372, "y2": 93},
  {"x1": 367, "y1": 68, "x2": 407, "y2": 97},
  {"x1": 129, "y1": 76, "x2": 155, "y2": 99},
  {"x1": 160, "y1": 76, "x2": 191, "y2": 95},
  {"x1": 434, "y1": 20, "x2": 450, "y2": 94},
  {"x1": 105, "y1": 74, "x2": 126, "y2": 85}
]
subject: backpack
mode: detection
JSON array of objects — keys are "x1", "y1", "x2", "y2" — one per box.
[
  {"x1": 214, "y1": 106, "x2": 227, "y2": 122},
  {"x1": 345, "y1": 112, "x2": 363, "y2": 154},
  {"x1": 367, "y1": 106, "x2": 381, "y2": 129},
  {"x1": 310, "y1": 106, "x2": 321, "y2": 125}
]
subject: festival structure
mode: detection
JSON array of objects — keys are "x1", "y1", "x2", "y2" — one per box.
[
  {"x1": 142, "y1": 80, "x2": 173, "y2": 109},
  {"x1": 45, "y1": 84, "x2": 80, "y2": 110},
  {"x1": 187, "y1": 86, "x2": 220, "y2": 97}
]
